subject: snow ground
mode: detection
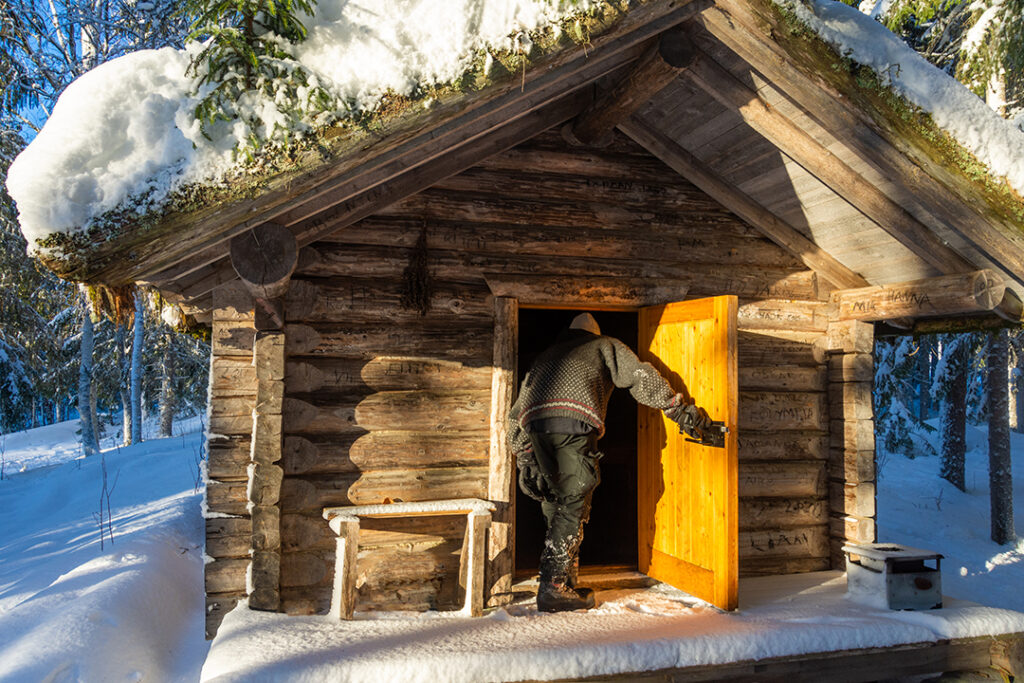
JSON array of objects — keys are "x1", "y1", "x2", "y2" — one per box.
[
  {"x1": 0, "y1": 415, "x2": 1021, "y2": 681},
  {"x1": 0, "y1": 417, "x2": 209, "y2": 682}
]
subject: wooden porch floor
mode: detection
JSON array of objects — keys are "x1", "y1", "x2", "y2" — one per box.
[{"x1": 202, "y1": 571, "x2": 1024, "y2": 682}]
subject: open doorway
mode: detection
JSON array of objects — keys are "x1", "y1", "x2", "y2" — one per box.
[{"x1": 514, "y1": 309, "x2": 639, "y2": 576}]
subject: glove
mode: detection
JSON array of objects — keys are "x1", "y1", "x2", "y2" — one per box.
[
  {"x1": 516, "y1": 450, "x2": 536, "y2": 469},
  {"x1": 516, "y1": 451, "x2": 549, "y2": 502},
  {"x1": 666, "y1": 401, "x2": 713, "y2": 439}
]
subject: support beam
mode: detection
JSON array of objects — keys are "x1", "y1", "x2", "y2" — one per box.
[
  {"x1": 680, "y1": 45, "x2": 978, "y2": 277},
  {"x1": 487, "y1": 297, "x2": 517, "y2": 607},
  {"x1": 567, "y1": 25, "x2": 697, "y2": 147},
  {"x1": 619, "y1": 117, "x2": 869, "y2": 291},
  {"x1": 833, "y1": 270, "x2": 1006, "y2": 322}
]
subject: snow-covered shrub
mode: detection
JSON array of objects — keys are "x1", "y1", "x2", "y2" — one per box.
[{"x1": 875, "y1": 336, "x2": 936, "y2": 459}]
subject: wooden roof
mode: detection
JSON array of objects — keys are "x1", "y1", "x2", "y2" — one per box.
[{"x1": 45, "y1": 0, "x2": 1024, "y2": 323}]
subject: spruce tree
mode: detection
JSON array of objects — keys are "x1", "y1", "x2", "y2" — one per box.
[{"x1": 934, "y1": 334, "x2": 969, "y2": 490}]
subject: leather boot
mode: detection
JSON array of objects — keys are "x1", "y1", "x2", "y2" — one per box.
[{"x1": 537, "y1": 581, "x2": 596, "y2": 613}]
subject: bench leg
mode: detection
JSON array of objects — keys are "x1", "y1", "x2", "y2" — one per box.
[
  {"x1": 460, "y1": 511, "x2": 491, "y2": 617},
  {"x1": 330, "y1": 520, "x2": 360, "y2": 620}
]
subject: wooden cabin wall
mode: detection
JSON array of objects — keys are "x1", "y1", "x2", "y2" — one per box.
[
  {"x1": 204, "y1": 284, "x2": 258, "y2": 637},
  {"x1": 237, "y1": 129, "x2": 832, "y2": 616}
]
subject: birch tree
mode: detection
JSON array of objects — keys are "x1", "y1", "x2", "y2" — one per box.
[
  {"x1": 130, "y1": 292, "x2": 144, "y2": 443},
  {"x1": 77, "y1": 288, "x2": 99, "y2": 456}
]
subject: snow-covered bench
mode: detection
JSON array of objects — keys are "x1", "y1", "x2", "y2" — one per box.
[{"x1": 322, "y1": 498, "x2": 495, "y2": 619}]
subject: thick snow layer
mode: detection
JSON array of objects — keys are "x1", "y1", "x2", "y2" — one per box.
[
  {"x1": 0, "y1": 418, "x2": 209, "y2": 682},
  {"x1": 6, "y1": 0, "x2": 592, "y2": 246},
  {"x1": 200, "y1": 573, "x2": 1024, "y2": 682},
  {"x1": 778, "y1": 0, "x2": 1024, "y2": 196}
]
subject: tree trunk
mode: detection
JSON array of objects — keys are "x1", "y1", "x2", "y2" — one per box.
[
  {"x1": 940, "y1": 340, "x2": 967, "y2": 491},
  {"x1": 988, "y1": 329, "x2": 1015, "y2": 544},
  {"x1": 159, "y1": 333, "x2": 175, "y2": 438},
  {"x1": 918, "y1": 336, "x2": 932, "y2": 421},
  {"x1": 78, "y1": 290, "x2": 99, "y2": 457},
  {"x1": 1015, "y1": 367, "x2": 1024, "y2": 434},
  {"x1": 130, "y1": 293, "x2": 144, "y2": 444},
  {"x1": 115, "y1": 322, "x2": 131, "y2": 445}
]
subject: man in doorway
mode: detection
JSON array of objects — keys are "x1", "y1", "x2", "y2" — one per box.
[{"x1": 509, "y1": 312, "x2": 713, "y2": 612}]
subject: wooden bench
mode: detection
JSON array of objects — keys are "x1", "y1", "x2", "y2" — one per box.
[{"x1": 322, "y1": 498, "x2": 495, "y2": 619}]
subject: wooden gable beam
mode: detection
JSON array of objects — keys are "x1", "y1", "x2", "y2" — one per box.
[
  {"x1": 832, "y1": 270, "x2": 1006, "y2": 322},
  {"x1": 229, "y1": 222, "x2": 298, "y2": 330},
  {"x1": 695, "y1": 0, "x2": 1024, "y2": 290},
  {"x1": 566, "y1": 24, "x2": 698, "y2": 147},
  {"x1": 678, "y1": 43, "x2": 978, "y2": 278},
  {"x1": 619, "y1": 116, "x2": 869, "y2": 291}
]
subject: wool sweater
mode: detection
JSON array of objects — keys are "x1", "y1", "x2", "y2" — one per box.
[{"x1": 508, "y1": 329, "x2": 680, "y2": 457}]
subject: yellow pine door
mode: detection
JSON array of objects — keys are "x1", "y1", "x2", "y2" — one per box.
[{"x1": 637, "y1": 296, "x2": 738, "y2": 611}]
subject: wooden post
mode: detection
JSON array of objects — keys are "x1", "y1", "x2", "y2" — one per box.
[
  {"x1": 487, "y1": 297, "x2": 518, "y2": 606},
  {"x1": 329, "y1": 519, "x2": 360, "y2": 620},
  {"x1": 567, "y1": 26, "x2": 696, "y2": 147},
  {"x1": 823, "y1": 320, "x2": 876, "y2": 569},
  {"x1": 461, "y1": 511, "x2": 492, "y2": 617}
]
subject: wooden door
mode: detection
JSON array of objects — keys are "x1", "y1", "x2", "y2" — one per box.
[{"x1": 637, "y1": 296, "x2": 738, "y2": 610}]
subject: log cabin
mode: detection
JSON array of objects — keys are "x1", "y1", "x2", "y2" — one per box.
[{"x1": 15, "y1": 0, "x2": 1024, "y2": 677}]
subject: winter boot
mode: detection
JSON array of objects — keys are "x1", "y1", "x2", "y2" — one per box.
[{"x1": 537, "y1": 581, "x2": 596, "y2": 613}]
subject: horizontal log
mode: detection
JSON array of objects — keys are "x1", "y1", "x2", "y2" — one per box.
[
  {"x1": 210, "y1": 357, "x2": 258, "y2": 398},
  {"x1": 739, "y1": 391, "x2": 827, "y2": 431},
  {"x1": 209, "y1": 414, "x2": 253, "y2": 437},
  {"x1": 738, "y1": 332, "x2": 825, "y2": 366},
  {"x1": 249, "y1": 550, "x2": 281, "y2": 610},
  {"x1": 309, "y1": 218, "x2": 796, "y2": 271},
  {"x1": 251, "y1": 505, "x2": 281, "y2": 552},
  {"x1": 738, "y1": 557, "x2": 830, "y2": 577},
  {"x1": 739, "y1": 366, "x2": 826, "y2": 392},
  {"x1": 828, "y1": 481, "x2": 876, "y2": 519},
  {"x1": 828, "y1": 352, "x2": 874, "y2": 383},
  {"x1": 248, "y1": 463, "x2": 283, "y2": 506},
  {"x1": 278, "y1": 466, "x2": 489, "y2": 512},
  {"x1": 230, "y1": 222, "x2": 297, "y2": 301},
  {"x1": 828, "y1": 448, "x2": 876, "y2": 484},
  {"x1": 829, "y1": 514, "x2": 877, "y2": 545},
  {"x1": 828, "y1": 382, "x2": 873, "y2": 420},
  {"x1": 208, "y1": 437, "x2": 251, "y2": 481},
  {"x1": 280, "y1": 551, "x2": 329, "y2": 588},
  {"x1": 823, "y1": 320, "x2": 874, "y2": 354},
  {"x1": 834, "y1": 270, "x2": 1005, "y2": 322},
  {"x1": 739, "y1": 525, "x2": 829, "y2": 560},
  {"x1": 282, "y1": 512, "x2": 466, "y2": 553},
  {"x1": 737, "y1": 299, "x2": 830, "y2": 332},
  {"x1": 205, "y1": 558, "x2": 248, "y2": 594},
  {"x1": 284, "y1": 322, "x2": 493, "y2": 362},
  {"x1": 212, "y1": 281, "x2": 254, "y2": 321},
  {"x1": 206, "y1": 479, "x2": 248, "y2": 516},
  {"x1": 206, "y1": 518, "x2": 252, "y2": 558},
  {"x1": 357, "y1": 545, "x2": 462, "y2": 609},
  {"x1": 282, "y1": 392, "x2": 490, "y2": 435},
  {"x1": 281, "y1": 432, "x2": 489, "y2": 475},
  {"x1": 212, "y1": 323, "x2": 256, "y2": 358},
  {"x1": 284, "y1": 278, "x2": 493, "y2": 323},
  {"x1": 211, "y1": 397, "x2": 254, "y2": 419},
  {"x1": 285, "y1": 357, "x2": 491, "y2": 394},
  {"x1": 738, "y1": 430, "x2": 829, "y2": 461},
  {"x1": 738, "y1": 497, "x2": 828, "y2": 531},
  {"x1": 739, "y1": 461, "x2": 827, "y2": 498},
  {"x1": 829, "y1": 418, "x2": 875, "y2": 452}
]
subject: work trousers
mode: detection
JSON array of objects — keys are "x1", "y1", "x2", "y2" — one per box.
[{"x1": 519, "y1": 431, "x2": 602, "y2": 585}]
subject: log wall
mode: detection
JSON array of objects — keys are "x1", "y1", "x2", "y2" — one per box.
[{"x1": 207, "y1": 129, "x2": 837, "y2": 619}]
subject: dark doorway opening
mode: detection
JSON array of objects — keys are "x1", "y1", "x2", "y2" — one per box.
[{"x1": 514, "y1": 309, "x2": 639, "y2": 576}]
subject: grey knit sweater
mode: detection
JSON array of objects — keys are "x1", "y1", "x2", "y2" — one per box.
[{"x1": 508, "y1": 329, "x2": 680, "y2": 457}]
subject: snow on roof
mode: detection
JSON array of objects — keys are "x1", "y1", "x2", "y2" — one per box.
[
  {"x1": 777, "y1": 0, "x2": 1024, "y2": 197},
  {"x1": 5, "y1": 0, "x2": 595, "y2": 248},
  {"x1": 200, "y1": 572, "x2": 1024, "y2": 682}
]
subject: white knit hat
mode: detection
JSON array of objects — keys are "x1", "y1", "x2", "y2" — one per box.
[{"x1": 569, "y1": 312, "x2": 601, "y2": 336}]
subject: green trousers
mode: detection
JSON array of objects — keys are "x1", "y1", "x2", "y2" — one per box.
[{"x1": 519, "y1": 431, "x2": 602, "y2": 584}]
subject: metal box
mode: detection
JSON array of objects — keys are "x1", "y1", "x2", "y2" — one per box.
[{"x1": 843, "y1": 543, "x2": 943, "y2": 610}]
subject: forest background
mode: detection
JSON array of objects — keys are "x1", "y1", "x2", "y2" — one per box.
[{"x1": 0, "y1": 0, "x2": 1022, "y2": 538}]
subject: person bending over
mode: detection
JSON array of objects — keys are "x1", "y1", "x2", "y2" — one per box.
[{"x1": 508, "y1": 312, "x2": 712, "y2": 612}]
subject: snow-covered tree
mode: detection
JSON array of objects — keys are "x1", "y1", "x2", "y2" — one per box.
[
  {"x1": 875, "y1": 336, "x2": 936, "y2": 459},
  {"x1": 77, "y1": 289, "x2": 99, "y2": 456}
]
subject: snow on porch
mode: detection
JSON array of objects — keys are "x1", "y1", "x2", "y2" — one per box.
[{"x1": 200, "y1": 571, "x2": 1024, "y2": 682}]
